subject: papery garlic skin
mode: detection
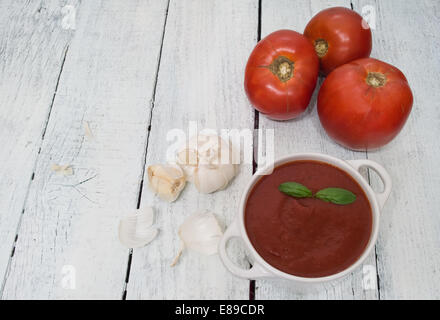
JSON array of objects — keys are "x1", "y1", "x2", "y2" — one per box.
[
  {"x1": 171, "y1": 211, "x2": 223, "y2": 266},
  {"x1": 178, "y1": 211, "x2": 223, "y2": 256},
  {"x1": 176, "y1": 149, "x2": 198, "y2": 183},
  {"x1": 194, "y1": 165, "x2": 235, "y2": 194},
  {"x1": 147, "y1": 164, "x2": 186, "y2": 202},
  {"x1": 176, "y1": 134, "x2": 238, "y2": 194},
  {"x1": 51, "y1": 164, "x2": 74, "y2": 176},
  {"x1": 118, "y1": 207, "x2": 158, "y2": 248}
]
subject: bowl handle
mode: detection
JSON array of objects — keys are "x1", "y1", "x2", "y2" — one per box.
[
  {"x1": 219, "y1": 219, "x2": 272, "y2": 280},
  {"x1": 347, "y1": 160, "x2": 392, "y2": 210}
]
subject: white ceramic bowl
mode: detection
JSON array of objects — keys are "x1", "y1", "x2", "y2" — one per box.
[{"x1": 219, "y1": 153, "x2": 392, "y2": 284}]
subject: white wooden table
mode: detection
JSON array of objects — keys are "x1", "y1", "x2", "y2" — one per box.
[{"x1": 0, "y1": 0, "x2": 439, "y2": 300}]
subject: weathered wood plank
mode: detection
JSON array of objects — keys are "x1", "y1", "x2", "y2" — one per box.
[
  {"x1": 1, "y1": 0, "x2": 169, "y2": 299},
  {"x1": 354, "y1": 0, "x2": 440, "y2": 299},
  {"x1": 255, "y1": 0, "x2": 379, "y2": 300},
  {"x1": 0, "y1": 0, "x2": 78, "y2": 289},
  {"x1": 126, "y1": 0, "x2": 258, "y2": 299}
]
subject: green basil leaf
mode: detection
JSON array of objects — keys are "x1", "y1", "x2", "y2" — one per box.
[
  {"x1": 315, "y1": 188, "x2": 357, "y2": 205},
  {"x1": 279, "y1": 182, "x2": 313, "y2": 199}
]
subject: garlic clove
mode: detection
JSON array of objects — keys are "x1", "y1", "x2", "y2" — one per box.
[
  {"x1": 197, "y1": 135, "x2": 222, "y2": 167},
  {"x1": 178, "y1": 211, "x2": 223, "y2": 255},
  {"x1": 172, "y1": 211, "x2": 223, "y2": 266},
  {"x1": 119, "y1": 228, "x2": 158, "y2": 249},
  {"x1": 118, "y1": 207, "x2": 158, "y2": 248},
  {"x1": 176, "y1": 148, "x2": 199, "y2": 166},
  {"x1": 193, "y1": 166, "x2": 228, "y2": 194},
  {"x1": 176, "y1": 149, "x2": 198, "y2": 182},
  {"x1": 177, "y1": 134, "x2": 238, "y2": 194},
  {"x1": 147, "y1": 164, "x2": 186, "y2": 202},
  {"x1": 218, "y1": 164, "x2": 237, "y2": 190}
]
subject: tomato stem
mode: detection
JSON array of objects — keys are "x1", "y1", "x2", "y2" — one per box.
[
  {"x1": 366, "y1": 72, "x2": 387, "y2": 88},
  {"x1": 314, "y1": 39, "x2": 328, "y2": 58},
  {"x1": 269, "y1": 56, "x2": 294, "y2": 82}
]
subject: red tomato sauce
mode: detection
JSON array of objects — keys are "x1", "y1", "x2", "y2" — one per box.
[{"x1": 245, "y1": 161, "x2": 372, "y2": 278}]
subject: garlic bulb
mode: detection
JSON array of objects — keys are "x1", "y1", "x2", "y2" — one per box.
[
  {"x1": 176, "y1": 134, "x2": 237, "y2": 194},
  {"x1": 118, "y1": 207, "x2": 158, "y2": 248},
  {"x1": 171, "y1": 211, "x2": 223, "y2": 266},
  {"x1": 147, "y1": 164, "x2": 186, "y2": 202},
  {"x1": 176, "y1": 148, "x2": 198, "y2": 183}
]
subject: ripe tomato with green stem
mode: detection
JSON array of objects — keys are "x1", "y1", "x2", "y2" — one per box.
[
  {"x1": 244, "y1": 29, "x2": 319, "y2": 121},
  {"x1": 318, "y1": 58, "x2": 413, "y2": 150}
]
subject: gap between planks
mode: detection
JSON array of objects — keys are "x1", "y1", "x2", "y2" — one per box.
[
  {"x1": 249, "y1": 0, "x2": 263, "y2": 301},
  {"x1": 252, "y1": 0, "x2": 380, "y2": 300},
  {"x1": 365, "y1": 152, "x2": 381, "y2": 300},
  {"x1": 350, "y1": 0, "x2": 381, "y2": 300},
  {"x1": 121, "y1": 0, "x2": 171, "y2": 301},
  {"x1": 0, "y1": 45, "x2": 70, "y2": 297}
]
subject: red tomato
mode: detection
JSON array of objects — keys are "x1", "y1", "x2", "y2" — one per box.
[
  {"x1": 304, "y1": 7, "x2": 372, "y2": 75},
  {"x1": 318, "y1": 58, "x2": 413, "y2": 150},
  {"x1": 244, "y1": 30, "x2": 319, "y2": 120}
]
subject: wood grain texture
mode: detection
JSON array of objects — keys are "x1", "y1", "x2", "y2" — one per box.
[
  {"x1": 0, "y1": 0, "x2": 438, "y2": 300},
  {"x1": 0, "y1": 0, "x2": 78, "y2": 289},
  {"x1": 126, "y1": 0, "x2": 258, "y2": 299},
  {"x1": 255, "y1": 0, "x2": 379, "y2": 300},
  {"x1": 1, "y1": 0, "x2": 169, "y2": 299},
  {"x1": 354, "y1": 0, "x2": 440, "y2": 299}
]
